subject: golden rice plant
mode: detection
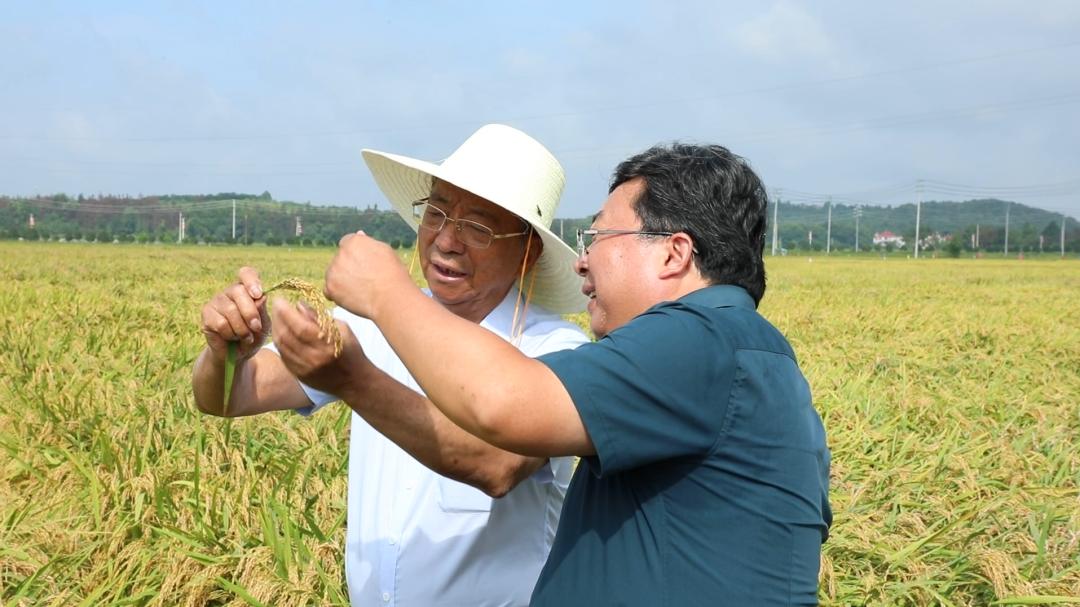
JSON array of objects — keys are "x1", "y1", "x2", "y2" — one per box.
[
  {"x1": 0, "y1": 241, "x2": 1077, "y2": 606},
  {"x1": 264, "y1": 278, "x2": 343, "y2": 358},
  {"x1": 222, "y1": 277, "x2": 343, "y2": 416}
]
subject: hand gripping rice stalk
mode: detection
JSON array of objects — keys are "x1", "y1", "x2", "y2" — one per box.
[
  {"x1": 222, "y1": 278, "x2": 342, "y2": 415},
  {"x1": 265, "y1": 278, "x2": 343, "y2": 356}
]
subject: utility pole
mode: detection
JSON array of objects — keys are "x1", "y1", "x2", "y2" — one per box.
[
  {"x1": 826, "y1": 198, "x2": 833, "y2": 255},
  {"x1": 1063, "y1": 214, "x2": 1068, "y2": 258},
  {"x1": 975, "y1": 224, "x2": 980, "y2": 249},
  {"x1": 854, "y1": 206, "x2": 862, "y2": 252},
  {"x1": 771, "y1": 188, "x2": 781, "y2": 256},
  {"x1": 178, "y1": 212, "x2": 185, "y2": 243},
  {"x1": 914, "y1": 180, "x2": 922, "y2": 259},
  {"x1": 231, "y1": 199, "x2": 236, "y2": 241},
  {"x1": 1004, "y1": 202, "x2": 1011, "y2": 256},
  {"x1": 808, "y1": 231, "x2": 813, "y2": 250}
]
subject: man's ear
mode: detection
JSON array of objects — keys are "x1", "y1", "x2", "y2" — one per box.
[{"x1": 658, "y1": 232, "x2": 696, "y2": 279}]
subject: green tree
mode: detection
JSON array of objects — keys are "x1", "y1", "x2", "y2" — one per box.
[{"x1": 944, "y1": 237, "x2": 962, "y2": 258}]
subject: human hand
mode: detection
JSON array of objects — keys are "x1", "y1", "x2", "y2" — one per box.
[
  {"x1": 324, "y1": 231, "x2": 414, "y2": 320},
  {"x1": 270, "y1": 297, "x2": 368, "y2": 398},
  {"x1": 199, "y1": 266, "x2": 270, "y2": 364}
]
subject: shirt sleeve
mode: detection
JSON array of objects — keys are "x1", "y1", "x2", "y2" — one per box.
[
  {"x1": 519, "y1": 319, "x2": 590, "y2": 483},
  {"x1": 538, "y1": 302, "x2": 735, "y2": 476},
  {"x1": 523, "y1": 321, "x2": 591, "y2": 357}
]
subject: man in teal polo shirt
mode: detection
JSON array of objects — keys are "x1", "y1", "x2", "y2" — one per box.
[{"x1": 317, "y1": 142, "x2": 832, "y2": 606}]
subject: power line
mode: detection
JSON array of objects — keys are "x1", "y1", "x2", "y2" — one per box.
[
  {"x1": 0, "y1": 159, "x2": 358, "y2": 178},
  {"x1": 9, "y1": 197, "x2": 385, "y2": 216},
  {"x1": 13, "y1": 88, "x2": 1076, "y2": 151},
  {"x1": 10, "y1": 176, "x2": 1080, "y2": 221},
  {"x1": 778, "y1": 176, "x2": 1080, "y2": 211},
  {"x1": 723, "y1": 92, "x2": 1080, "y2": 146},
  {"x1": 551, "y1": 91, "x2": 1080, "y2": 165},
  {"x1": 4, "y1": 41, "x2": 1079, "y2": 144},
  {"x1": 921, "y1": 177, "x2": 1080, "y2": 197}
]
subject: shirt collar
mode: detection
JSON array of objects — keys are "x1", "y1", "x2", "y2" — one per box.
[
  {"x1": 480, "y1": 288, "x2": 529, "y2": 338},
  {"x1": 421, "y1": 287, "x2": 542, "y2": 339},
  {"x1": 676, "y1": 285, "x2": 756, "y2": 310}
]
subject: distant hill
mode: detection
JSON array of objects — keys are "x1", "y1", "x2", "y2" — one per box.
[
  {"x1": 0, "y1": 193, "x2": 415, "y2": 247},
  {"x1": 555, "y1": 198, "x2": 1078, "y2": 253},
  {"x1": 1, "y1": 193, "x2": 1076, "y2": 252},
  {"x1": 758, "y1": 198, "x2": 1077, "y2": 252}
]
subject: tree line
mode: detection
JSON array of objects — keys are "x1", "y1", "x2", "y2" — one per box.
[
  {"x1": 0, "y1": 193, "x2": 417, "y2": 248},
  {"x1": 0, "y1": 193, "x2": 1076, "y2": 254}
]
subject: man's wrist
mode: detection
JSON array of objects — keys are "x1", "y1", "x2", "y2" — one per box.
[
  {"x1": 370, "y1": 271, "x2": 418, "y2": 323},
  {"x1": 199, "y1": 345, "x2": 228, "y2": 371},
  {"x1": 338, "y1": 355, "x2": 382, "y2": 405}
]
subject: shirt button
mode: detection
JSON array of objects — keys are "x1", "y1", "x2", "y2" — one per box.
[{"x1": 382, "y1": 592, "x2": 391, "y2": 602}]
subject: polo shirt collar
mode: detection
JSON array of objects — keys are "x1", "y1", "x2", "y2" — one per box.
[{"x1": 676, "y1": 285, "x2": 756, "y2": 310}]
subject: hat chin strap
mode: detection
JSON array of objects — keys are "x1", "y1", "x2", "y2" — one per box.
[
  {"x1": 409, "y1": 240, "x2": 420, "y2": 278},
  {"x1": 510, "y1": 231, "x2": 537, "y2": 345},
  {"x1": 412, "y1": 231, "x2": 536, "y2": 343}
]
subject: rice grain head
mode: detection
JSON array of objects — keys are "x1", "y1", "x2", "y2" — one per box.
[{"x1": 266, "y1": 278, "x2": 343, "y2": 357}]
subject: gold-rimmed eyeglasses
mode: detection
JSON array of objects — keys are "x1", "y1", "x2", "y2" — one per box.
[
  {"x1": 576, "y1": 228, "x2": 677, "y2": 257},
  {"x1": 412, "y1": 198, "x2": 530, "y2": 249}
]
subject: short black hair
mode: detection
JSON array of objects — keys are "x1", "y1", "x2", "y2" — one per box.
[{"x1": 610, "y1": 143, "x2": 768, "y2": 305}]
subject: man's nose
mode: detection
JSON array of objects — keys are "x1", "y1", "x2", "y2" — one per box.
[
  {"x1": 433, "y1": 220, "x2": 466, "y2": 252},
  {"x1": 574, "y1": 254, "x2": 588, "y2": 277}
]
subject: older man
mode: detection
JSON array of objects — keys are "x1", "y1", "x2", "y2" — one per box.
[
  {"x1": 323, "y1": 143, "x2": 832, "y2": 606},
  {"x1": 192, "y1": 124, "x2": 588, "y2": 606}
]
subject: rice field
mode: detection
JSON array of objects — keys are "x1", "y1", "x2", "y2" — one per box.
[{"x1": 1, "y1": 241, "x2": 1078, "y2": 606}]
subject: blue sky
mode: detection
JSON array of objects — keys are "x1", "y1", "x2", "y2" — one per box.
[{"x1": 2, "y1": 1, "x2": 1079, "y2": 218}]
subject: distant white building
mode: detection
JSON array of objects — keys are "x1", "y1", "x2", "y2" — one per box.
[
  {"x1": 873, "y1": 230, "x2": 906, "y2": 248},
  {"x1": 918, "y1": 232, "x2": 952, "y2": 249}
]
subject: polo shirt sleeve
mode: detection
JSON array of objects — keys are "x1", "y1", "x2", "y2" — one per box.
[
  {"x1": 523, "y1": 321, "x2": 591, "y2": 357},
  {"x1": 518, "y1": 319, "x2": 590, "y2": 483},
  {"x1": 538, "y1": 302, "x2": 735, "y2": 476}
]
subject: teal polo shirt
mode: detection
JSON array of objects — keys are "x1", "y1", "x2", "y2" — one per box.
[{"x1": 534, "y1": 285, "x2": 831, "y2": 607}]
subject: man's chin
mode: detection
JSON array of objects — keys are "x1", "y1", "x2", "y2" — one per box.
[
  {"x1": 588, "y1": 308, "x2": 608, "y2": 339},
  {"x1": 428, "y1": 282, "x2": 461, "y2": 302},
  {"x1": 431, "y1": 281, "x2": 485, "y2": 309}
]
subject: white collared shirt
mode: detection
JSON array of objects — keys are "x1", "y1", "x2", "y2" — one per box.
[{"x1": 279, "y1": 289, "x2": 588, "y2": 606}]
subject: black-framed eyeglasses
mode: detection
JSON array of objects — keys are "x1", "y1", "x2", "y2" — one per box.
[
  {"x1": 576, "y1": 228, "x2": 677, "y2": 257},
  {"x1": 412, "y1": 198, "x2": 530, "y2": 249}
]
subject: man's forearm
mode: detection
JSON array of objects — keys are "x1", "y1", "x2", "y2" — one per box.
[
  {"x1": 338, "y1": 363, "x2": 545, "y2": 497},
  {"x1": 192, "y1": 347, "x2": 228, "y2": 416},
  {"x1": 194, "y1": 347, "x2": 311, "y2": 418},
  {"x1": 322, "y1": 234, "x2": 591, "y2": 456},
  {"x1": 366, "y1": 284, "x2": 590, "y2": 457}
]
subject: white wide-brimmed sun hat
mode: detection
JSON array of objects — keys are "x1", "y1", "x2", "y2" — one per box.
[{"x1": 361, "y1": 123, "x2": 587, "y2": 314}]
